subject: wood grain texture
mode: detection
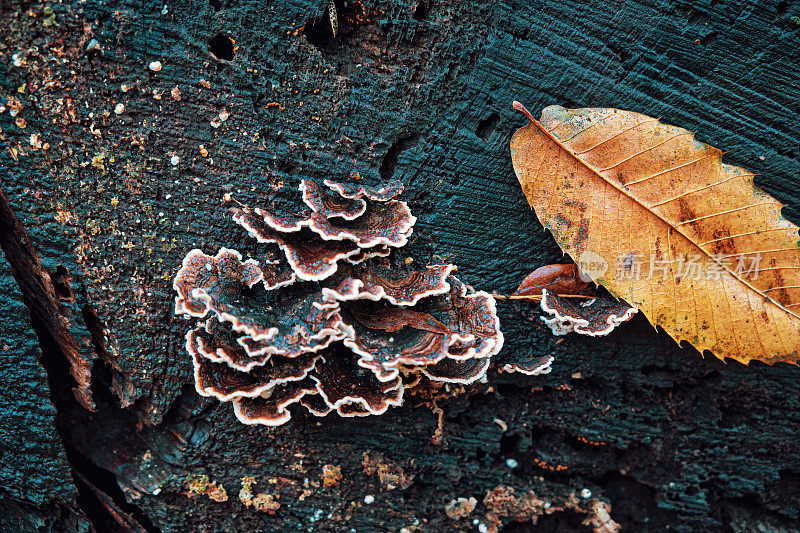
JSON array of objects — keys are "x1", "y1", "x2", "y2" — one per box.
[{"x1": 2, "y1": 0, "x2": 800, "y2": 530}]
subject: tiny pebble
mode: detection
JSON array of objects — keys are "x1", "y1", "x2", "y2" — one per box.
[
  {"x1": 478, "y1": 524, "x2": 488, "y2": 533},
  {"x1": 86, "y1": 39, "x2": 101, "y2": 52},
  {"x1": 505, "y1": 458, "x2": 518, "y2": 469},
  {"x1": 581, "y1": 488, "x2": 592, "y2": 499},
  {"x1": 363, "y1": 495, "x2": 374, "y2": 504},
  {"x1": 114, "y1": 103, "x2": 124, "y2": 114},
  {"x1": 149, "y1": 60, "x2": 162, "y2": 72},
  {"x1": 170, "y1": 155, "x2": 180, "y2": 166}
]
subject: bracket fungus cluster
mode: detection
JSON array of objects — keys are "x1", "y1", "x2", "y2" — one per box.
[
  {"x1": 174, "y1": 178, "x2": 503, "y2": 426},
  {"x1": 512, "y1": 264, "x2": 637, "y2": 337}
]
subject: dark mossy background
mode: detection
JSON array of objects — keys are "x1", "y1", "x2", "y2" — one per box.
[{"x1": 1, "y1": 0, "x2": 800, "y2": 531}]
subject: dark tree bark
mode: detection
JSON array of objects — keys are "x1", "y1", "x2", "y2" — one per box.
[{"x1": 1, "y1": 0, "x2": 800, "y2": 531}]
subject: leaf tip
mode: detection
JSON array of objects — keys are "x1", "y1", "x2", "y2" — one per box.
[{"x1": 512, "y1": 101, "x2": 536, "y2": 123}]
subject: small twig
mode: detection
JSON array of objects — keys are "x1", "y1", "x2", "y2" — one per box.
[{"x1": 492, "y1": 293, "x2": 596, "y2": 301}]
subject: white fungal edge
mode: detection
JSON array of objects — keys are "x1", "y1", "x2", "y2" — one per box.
[
  {"x1": 574, "y1": 302, "x2": 638, "y2": 336},
  {"x1": 501, "y1": 355, "x2": 555, "y2": 376},
  {"x1": 188, "y1": 333, "x2": 322, "y2": 402},
  {"x1": 539, "y1": 289, "x2": 637, "y2": 337},
  {"x1": 186, "y1": 327, "x2": 226, "y2": 363},
  {"x1": 254, "y1": 206, "x2": 311, "y2": 233},
  {"x1": 231, "y1": 382, "x2": 319, "y2": 426},
  {"x1": 173, "y1": 248, "x2": 263, "y2": 317},
  {"x1": 320, "y1": 264, "x2": 455, "y2": 307},
  {"x1": 420, "y1": 356, "x2": 492, "y2": 385},
  {"x1": 260, "y1": 260, "x2": 298, "y2": 291},
  {"x1": 345, "y1": 246, "x2": 391, "y2": 265},
  {"x1": 233, "y1": 210, "x2": 361, "y2": 281},
  {"x1": 308, "y1": 362, "x2": 405, "y2": 418},
  {"x1": 336, "y1": 321, "x2": 401, "y2": 382},
  {"x1": 298, "y1": 393, "x2": 334, "y2": 416},
  {"x1": 307, "y1": 201, "x2": 417, "y2": 249},
  {"x1": 195, "y1": 317, "x2": 276, "y2": 371},
  {"x1": 300, "y1": 179, "x2": 367, "y2": 220},
  {"x1": 323, "y1": 179, "x2": 405, "y2": 201}
]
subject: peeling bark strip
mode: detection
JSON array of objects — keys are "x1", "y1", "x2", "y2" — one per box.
[{"x1": 0, "y1": 187, "x2": 94, "y2": 410}]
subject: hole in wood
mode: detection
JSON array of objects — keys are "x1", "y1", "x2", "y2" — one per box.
[{"x1": 209, "y1": 33, "x2": 234, "y2": 61}]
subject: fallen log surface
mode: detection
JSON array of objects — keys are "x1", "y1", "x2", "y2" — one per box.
[{"x1": 1, "y1": 0, "x2": 800, "y2": 531}]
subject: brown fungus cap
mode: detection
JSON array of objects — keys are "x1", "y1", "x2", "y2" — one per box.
[
  {"x1": 421, "y1": 356, "x2": 492, "y2": 385},
  {"x1": 337, "y1": 276, "x2": 504, "y2": 382},
  {"x1": 310, "y1": 345, "x2": 404, "y2": 416},
  {"x1": 215, "y1": 282, "x2": 344, "y2": 356},
  {"x1": 339, "y1": 305, "x2": 453, "y2": 382},
  {"x1": 189, "y1": 319, "x2": 271, "y2": 371},
  {"x1": 173, "y1": 248, "x2": 265, "y2": 318},
  {"x1": 298, "y1": 391, "x2": 333, "y2": 417},
  {"x1": 233, "y1": 207, "x2": 361, "y2": 281},
  {"x1": 501, "y1": 355, "x2": 555, "y2": 376},
  {"x1": 308, "y1": 200, "x2": 415, "y2": 248},
  {"x1": 189, "y1": 335, "x2": 320, "y2": 402},
  {"x1": 540, "y1": 289, "x2": 637, "y2": 336},
  {"x1": 345, "y1": 245, "x2": 391, "y2": 265},
  {"x1": 301, "y1": 179, "x2": 367, "y2": 220},
  {"x1": 433, "y1": 277, "x2": 504, "y2": 361},
  {"x1": 232, "y1": 378, "x2": 320, "y2": 426},
  {"x1": 253, "y1": 206, "x2": 311, "y2": 233},
  {"x1": 177, "y1": 253, "x2": 344, "y2": 358}
]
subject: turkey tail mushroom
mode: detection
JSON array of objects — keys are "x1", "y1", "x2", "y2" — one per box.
[{"x1": 174, "y1": 177, "x2": 503, "y2": 425}]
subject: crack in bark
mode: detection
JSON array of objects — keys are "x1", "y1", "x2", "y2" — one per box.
[{"x1": 0, "y1": 188, "x2": 94, "y2": 410}]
